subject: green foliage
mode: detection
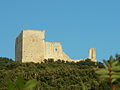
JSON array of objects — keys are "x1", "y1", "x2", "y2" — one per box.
[
  {"x1": 96, "y1": 55, "x2": 120, "y2": 90},
  {"x1": 24, "y1": 79, "x2": 38, "y2": 90},
  {"x1": 7, "y1": 76, "x2": 37, "y2": 90},
  {"x1": 0, "y1": 57, "x2": 13, "y2": 70},
  {"x1": 80, "y1": 80, "x2": 88, "y2": 90},
  {"x1": 0, "y1": 57, "x2": 106, "y2": 90}
]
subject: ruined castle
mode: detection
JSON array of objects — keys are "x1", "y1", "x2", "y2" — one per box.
[{"x1": 15, "y1": 30, "x2": 97, "y2": 63}]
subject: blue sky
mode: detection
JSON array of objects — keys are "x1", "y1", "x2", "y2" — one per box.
[{"x1": 0, "y1": 0, "x2": 120, "y2": 62}]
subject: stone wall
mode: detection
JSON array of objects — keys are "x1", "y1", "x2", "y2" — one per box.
[
  {"x1": 15, "y1": 31, "x2": 23, "y2": 61},
  {"x1": 22, "y1": 30, "x2": 45, "y2": 62},
  {"x1": 44, "y1": 42, "x2": 71, "y2": 61},
  {"x1": 15, "y1": 30, "x2": 97, "y2": 63}
]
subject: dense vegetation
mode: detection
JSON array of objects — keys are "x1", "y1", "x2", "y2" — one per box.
[{"x1": 0, "y1": 56, "x2": 120, "y2": 90}]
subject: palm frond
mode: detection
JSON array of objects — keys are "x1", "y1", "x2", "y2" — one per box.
[
  {"x1": 24, "y1": 79, "x2": 38, "y2": 90},
  {"x1": 7, "y1": 80, "x2": 16, "y2": 90},
  {"x1": 112, "y1": 72, "x2": 120, "y2": 75},
  {"x1": 112, "y1": 78, "x2": 117, "y2": 83},
  {"x1": 103, "y1": 60, "x2": 110, "y2": 68},
  {"x1": 99, "y1": 75, "x2": 109, "y2": 79},
  {"x1": 109, "y1": 56, "x2": 114, "y2": 64},
  {"x1": 16, "y1": 76, "x2": 25, "y2": 89},
  {"x1": 112, "y1": 75, "x2": 120, "y2": 79},
  {"x1": 112, "y1": 60, "x2": 119, "y2": 67},
  {"x1": 112, "y1": 66, "x2": 120, "y2": 71},
  {"x1": 96, "y1": 69, "x2": 109, "y2": 75}
]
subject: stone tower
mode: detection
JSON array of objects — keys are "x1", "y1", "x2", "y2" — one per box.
[
  {"x1": 15, "y1": 30, "x2": 71, "y2": 63},
  {"x1": 88, "y1": 48, "x2": 97, "y2": 62},
  {"x1": 15, "y1": 30, "x2": 45, "y2": 62}
]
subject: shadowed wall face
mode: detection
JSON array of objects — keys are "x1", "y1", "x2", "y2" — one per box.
[{"x1": 15, "y1": 31, "x2": 23, "y2": 61}]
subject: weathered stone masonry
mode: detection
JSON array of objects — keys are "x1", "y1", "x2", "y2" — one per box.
[{"x1": 15, "y1": 30, "x2": 97, "y2": 63}]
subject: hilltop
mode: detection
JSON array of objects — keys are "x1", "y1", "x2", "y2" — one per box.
[{"x1": 0, "y1": 57, "x2": 107, "y2": 90}]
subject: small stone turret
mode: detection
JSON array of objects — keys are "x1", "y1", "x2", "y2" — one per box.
[{"x1": 88, "y1": 48, "x2": 97, "y2": 62}]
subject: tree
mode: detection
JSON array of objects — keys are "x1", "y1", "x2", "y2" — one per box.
[
  {"x1": 96, "y1": 56, "x2": 120, "y2": 90},
  {"x1": 7, "y1": 76, "x2": 38, "y2": 90},
  {"x1": 0, "y1": 57, "x2": 104, "y2": 89}
]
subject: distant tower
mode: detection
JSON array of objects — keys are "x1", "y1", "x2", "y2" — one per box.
[
  {"x1": 15, "y1": 30, "x2": 45, "y2": 63},
  {"x1": 88, "y1": 48, "x2": 97, "y2": 62}
]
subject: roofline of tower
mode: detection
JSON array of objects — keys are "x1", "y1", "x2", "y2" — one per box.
[
  {"x1": 22, "y1": 30, "x2": 45, "y2": 31},
  {"x1": 46, "y1": 42, "x2": 61, "y2": 44}
]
